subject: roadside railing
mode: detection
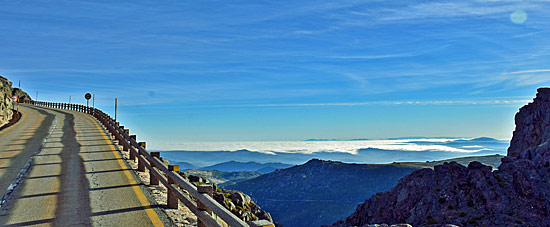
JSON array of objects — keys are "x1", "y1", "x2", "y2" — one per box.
[{"x1": 25, "y1": 100, "x2": 274, "y2": 227}]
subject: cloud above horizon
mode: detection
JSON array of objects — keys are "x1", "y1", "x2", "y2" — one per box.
[{"x1": 150, "y1": 138, "x2": 497, "y2": 154}]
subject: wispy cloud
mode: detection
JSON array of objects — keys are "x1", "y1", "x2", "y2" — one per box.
[
  {"x1": 184, "y1": 99, "x2": 531, "y2": 109},
  {"x1": 509, "y1": 69, "x2": 550, "y2": 74},
  {"x1": 329, "y1": 53, "x2": 416, "y2": 59}
]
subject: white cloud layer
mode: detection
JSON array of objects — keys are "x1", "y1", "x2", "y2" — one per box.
[{"x1": 151, "y1": 138, "x2": 492, "y2": 154}]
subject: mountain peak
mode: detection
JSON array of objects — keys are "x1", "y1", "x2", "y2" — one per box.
[
  {"x1": 334, "y1": 88, "x2": 550, "y2": 226},
  {"x1": 536, "y1": 87, "x2": 550, "y2": 100},
  {"x1": 304, "y1": 158, "x2": 340, "y2": 165}
]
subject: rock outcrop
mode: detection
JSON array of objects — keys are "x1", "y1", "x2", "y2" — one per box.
[
  {"x1": 12, "y1": 87, "x2": 32, "y2": 103},
  {"x1": 334, "y1": 88, "x2": 550, "y2": 227},
  {"x1": 177, "y1": 172, "x2": 276, "y2": 225},
  {"x1": 0, "y1": 76, "x2": 14, "y2": 127}
]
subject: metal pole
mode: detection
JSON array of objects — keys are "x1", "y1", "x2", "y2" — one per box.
[
  {"x1": 115, "y1": 98, "x2": 117, "y2": 122},
  {"x1": 69, "y1": 96, "x2": 71, "y2": 104},
  {"x1": 92, "y1": 94, "x2": 95, "y2": 115},
  {"x1": 36, "y1": 91, "x2": 38, "y2": 101},
  {"x1": 17, "y1": 80, "x2": 20, "y2": 112}
]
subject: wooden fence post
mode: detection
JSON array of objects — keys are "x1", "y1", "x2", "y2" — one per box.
[
  {"x1": 198, "y1": 184, "x2": 214, "y2": 227},
  {"x1": 122, "y1": 129, "x2": 130, "y2": 152},
  {"x1": 129, "y1": 135, "x2": 137, "y2": 161},
  {"x1": 167, "y1": 165, "x2": 179, "y2": 209},
  {"x1": 137, "y1": 142, "x2": 146, "y2": 172},
  {"x1": 150, "y1": 152, "x2": 160, "y2": 185}
]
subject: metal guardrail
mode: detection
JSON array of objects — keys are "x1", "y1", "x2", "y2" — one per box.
[{"x1": 25, "y1": 100, "x2": 274, "y2": 227}]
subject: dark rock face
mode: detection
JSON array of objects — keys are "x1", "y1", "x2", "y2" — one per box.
[{"x1": 334, "y1": 88, "x2": 550, "y2": 227}]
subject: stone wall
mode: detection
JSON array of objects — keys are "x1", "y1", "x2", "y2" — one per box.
[{"x1": 0, "y1": 76, "x2": 14, "y2": 127}]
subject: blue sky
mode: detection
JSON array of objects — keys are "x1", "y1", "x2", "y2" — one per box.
[{"x1": 1, "y1": 0, "x2": 550, "y2": 146}]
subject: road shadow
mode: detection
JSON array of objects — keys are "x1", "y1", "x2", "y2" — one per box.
[
  {"x1": 50, "y1": 109, "x2": 93, "y2": 226},
  {"x1": 0, "y1": 106, "x2": 55, "y2": 216},
  {"x1": 0, "y1": 109, "x2": 95, "y2": 226}
]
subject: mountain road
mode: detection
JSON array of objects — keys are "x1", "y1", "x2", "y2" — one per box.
[{"x1": 0, "y1": 104, "x2": 167, "y2": 226}]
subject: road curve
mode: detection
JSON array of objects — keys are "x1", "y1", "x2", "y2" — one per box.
[{"x1": 0, "y1": 104, "x2": 167, "y2": 226}]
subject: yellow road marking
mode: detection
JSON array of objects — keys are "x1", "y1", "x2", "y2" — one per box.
[
  {"x1": 84, "y1": 114, "x2": 164, "y2": 227},
  {"x1": 0, "y1": 106, "x2": 27, "y2": 135}
]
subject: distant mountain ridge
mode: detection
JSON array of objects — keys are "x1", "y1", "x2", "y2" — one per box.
[
  {"x1": 159, "y1": 137, "x2": 509, "y2": 167},
  {"x1": 224, "y1": 155, "x2": 503, "y2": 227},
  {"x1": 171, "y1": 161, "x2": 201, "y2": 170},
  {"x1": 199, "y1": 161, "x2": 293, "y2": 173}
]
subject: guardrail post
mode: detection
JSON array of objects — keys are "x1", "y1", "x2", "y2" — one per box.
[
  {"x1": 129, "y1": 135, "x2": 137, "y2": 161},
  {"x1": 167, "y1": 165, "x2": 179, "y2": 209},
  {"x1": 122, "y1": 129, "x2": 130, "y2": 152},
  {"x1": 150, "y1": 152, "x2": 160, "y2": 185},
  {"x1": 197, "y1": 184, "x2": 214, "y2": 227},
  {"x1": 137, "y1": 142, "x2": 146, "y2": 172}
]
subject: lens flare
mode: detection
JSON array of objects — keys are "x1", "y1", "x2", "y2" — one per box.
[{"x1": 510, "y1": 10, "x2": 528, "y2": 24}]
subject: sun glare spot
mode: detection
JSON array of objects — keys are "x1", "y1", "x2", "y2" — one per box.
[{"x1": 510, "y1": 10, "x2": 528, "y2": 24}]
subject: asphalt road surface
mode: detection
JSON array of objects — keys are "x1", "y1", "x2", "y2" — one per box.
[{"x1": 0, "y1": 104, "x2": 167, "y2": 226}]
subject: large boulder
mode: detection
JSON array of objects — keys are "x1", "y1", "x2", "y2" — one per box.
[
  {"x1": 334, "y1": 88, "x2": 550, "y2": 227},
  {"x1": 178, "y1": 172, "x2": 276, "y2": 224}
]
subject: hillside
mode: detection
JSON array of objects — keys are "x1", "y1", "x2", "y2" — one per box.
[
  {"x1": 334, "y1": 88, "x2": 550, "y2": 226},
  {"x1": 0, "y1": 76, "x2": 14, "y2": 127},
  {"x1": 223, "y1": 155, "x2": 502, "y2": 227},
  {"x1": 183, "y1": 169, "x2": 262, "y2": 185},
  {"x1": 398, "y1": 154, "x2": 504, "y2": 170}
]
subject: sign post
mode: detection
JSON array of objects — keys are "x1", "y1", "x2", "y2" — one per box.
[
  {"x1": 85, "y1": 93, "x2": 92, "y2": 114},
  {"x1": 92, "y1": 94, "x2": 95, "y2": 115},
  {"x1": 85, "y1": 93, "x2": 92, "y2": 107},
  {"x1": 115, "y1": 98, "x2": 117, "y2": 122},
  {"x1": 11, "y1": 95, "x2": 18, "y2": 112}
]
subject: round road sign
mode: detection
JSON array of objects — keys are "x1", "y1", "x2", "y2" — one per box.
[
  {"x1": 85, "y1": 93, "x2": 92, "y2": 100},
  {"x1": 11, "y1": 95, "x2": 18, "y2": 102}
]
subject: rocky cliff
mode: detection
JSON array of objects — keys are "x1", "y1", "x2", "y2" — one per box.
[
  {"x1": 333, "y1": 88, "x2": 550, "y2": 227},
  {"x1": 0, "y1": 76, "x2": 14, "y2": 127},
  {"x1": 224, "y1": 155, "x2": 501, "y2": 227},
  {"x1": 12, "y1": 87, "x2": 32, "y2": 103}
]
